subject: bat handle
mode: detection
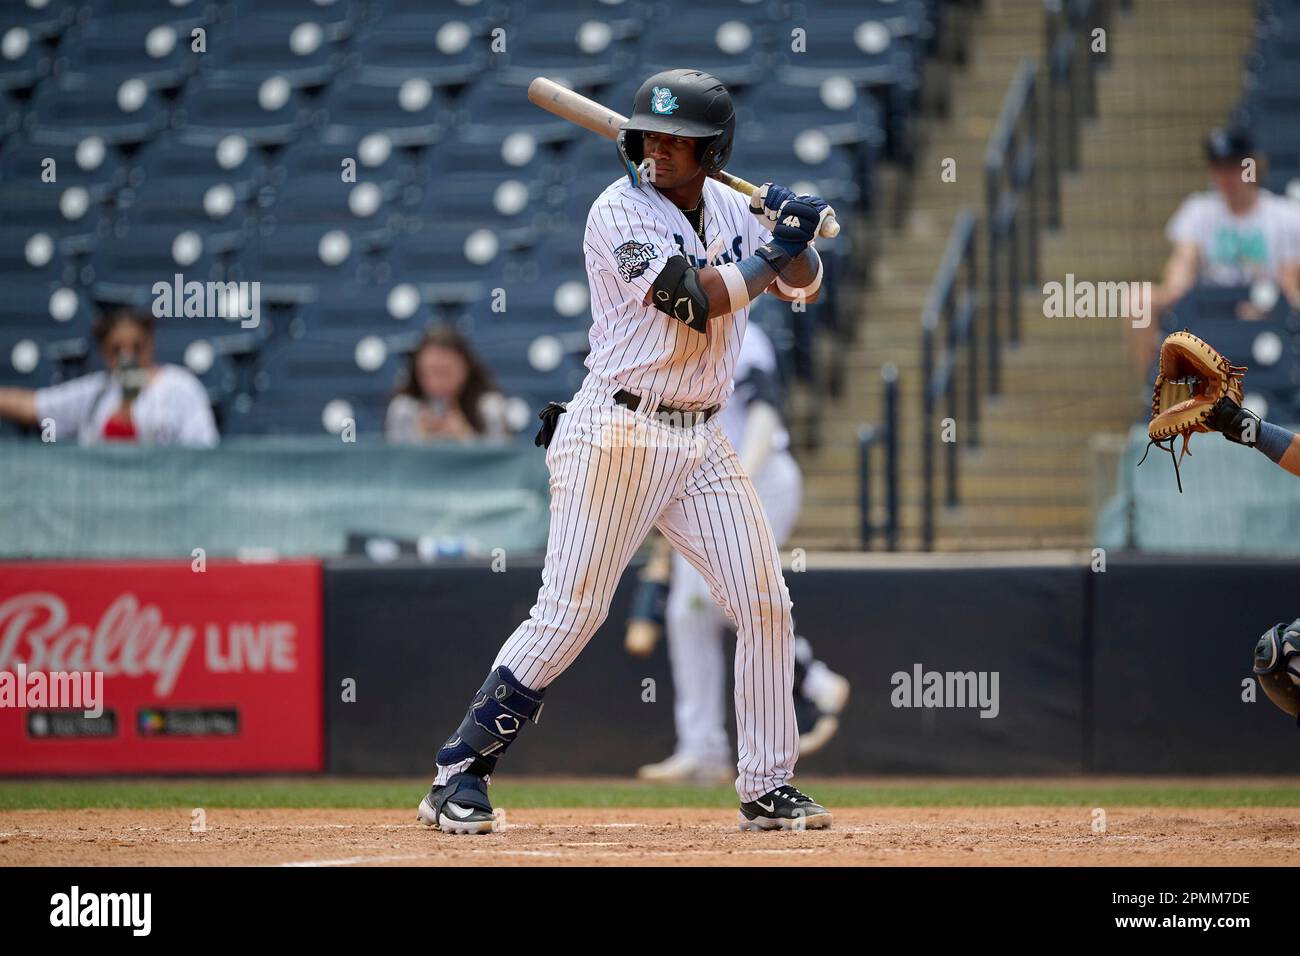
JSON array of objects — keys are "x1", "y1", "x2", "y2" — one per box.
[{"x1": 819, "y1": 212, "x2": 841, "y2": 240}]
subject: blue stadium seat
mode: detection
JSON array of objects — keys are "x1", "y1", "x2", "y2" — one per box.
[
  {"x1": 118, "y1": 173, "x2": 256, "y2": 235},
  {"x1": 57, "y1": 15, "x2": 204, "y2": 92},
  {"x1": 0, "y1": 0, "x2": 76, "y2": 39},
  {"x1": 262, "y1": 169, "x2": 397, "y2": 231},
  {"x1": 28, "y1": 76, "x2": 169, "y2": 147},
  {"x1": 175, "y1": 76, "x2": 307, "y2": 147},
  {"x1": 638, "y1": 16, "x2": 771, "y2": 88},
  {"x1": 728, "y1": 121, "x2": 861, "y2": 211},
  {"x1": 87, "y1": 221, "x2": 226, "y2": 292},
  {"x1": 411, "y1": 167, "x2": 547, "y2": 231},
  {"x1": 233, "y1": 224, "x2": 358, "y2": 300},
  {"x1": 0, "y1": 12, "x2": 55, "y2": 95},
  {"x1": 225, "y1": 0, "x2": 362, "y2": 30},
  {"x1": 321, "y1": 75, "x2": 450, "y2": 150},
  {"x1": 495, "y1": 10, "x2": 642, "y2": 89},
  {"x1": 230, "y1": 337, "x2": 392, "y2": 435},
  {"x1": 354, "y1": 11, "x2": 496, "y2": 89},
  {"x1": 0, "y1": 176, "x2": 103, "y2": 241},
  {"x1": 451, "y1": 78, "x2": 582, "y2": 146},
  {"x1": 0, "y1": 283, "x2": 94, "y2": 349},
  {"x1": 0, "y1": 134, "x2": 126, "y2": 196},
  {"x1": 138, "y1": 133, "x2": 266, "y2": 194},
  {"x1": 205, "y1": 15, "x2": 352, "y2": 89},
  {"x1": 390, "y1": 225, "x2": 510, "y2": 287}
]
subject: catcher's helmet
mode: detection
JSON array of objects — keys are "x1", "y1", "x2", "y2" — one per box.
[
  {"x1": 1254, "y1": 621, "x2": 1300, "y2": 726},
  {"x1": 616, "y1": 69, "x2": 735, "y2": 186}
]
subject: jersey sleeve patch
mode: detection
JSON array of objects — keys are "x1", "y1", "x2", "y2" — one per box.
[{"x1": 613, "y1": 240, "x2": 659, "y2": 283}]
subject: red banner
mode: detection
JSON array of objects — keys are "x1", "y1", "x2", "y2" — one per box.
[{"x1": 0, "y1": 561, "x2": 323, "y2": 773}]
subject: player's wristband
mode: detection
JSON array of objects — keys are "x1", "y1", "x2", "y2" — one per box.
[
  {"x1": 716, "y1": 262, "x2": 752, "y2": 311},
  {"x1": 754, "y1": 241, "x2": 794, "y2": 274}
]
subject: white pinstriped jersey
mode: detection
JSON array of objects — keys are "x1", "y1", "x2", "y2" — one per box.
[{"x1": 582, "y1": 175, "x2": 773, "y2": 410}]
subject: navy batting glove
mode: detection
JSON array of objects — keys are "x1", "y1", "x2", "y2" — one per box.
[
  {"x1": 749, "y1": 182, "x2": 796, "y2": 223},
  {"x1": 769, "y1": 194, "x2": 829, "y2": 258}
]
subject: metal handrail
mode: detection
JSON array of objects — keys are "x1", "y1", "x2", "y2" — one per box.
[
  {"x1": 985, "y1": 58, "x2": 1040, "y2": 363},
  {"x1": 920, "y1": 209, "x2": 979, "y2": 551},
  {"x1": 857, "y1": 363, "x2": 900, "y2": 551}
]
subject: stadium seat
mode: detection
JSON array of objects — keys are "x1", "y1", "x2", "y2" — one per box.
[
  {"x1": 205, "y1": 15, "x2": 353, "y2": 89},
  {"x1": 0, "y1": 175, "x2": 103, "y2": 243},
  {"x1": 494, "y1": 10, "x2": 642, "y2": 89},
  {"x1": 175, "y1": 76, "x2": 308, "y2": 147},
  {"x1": 118, "y1": 173, "x2": 256, "y2": 239},
  {"x1": 0, "y1": 12, "x2": 55, "y2": 95},
  {"x1": 321, "y1": 75, "x2": 450, "y2": 151},
  {"x1": 57, "y1": 15, "x2": 204, "y2": 93},
  {"x1": 638, "y1": 15, "x2": 772, "y2": 88},
  {"x1": 226, "y1": 0, "x2": 362, "y2": 31},
  {"x1": 0, "y1": 283, "x2": 95, "y2": 348},
  {"x1": 87, "y1": 220, "x2": 228, "y2": 295},
  {"x1": 354, "y1": 11, "x2": 496, "y2": 90},
  {"x1": 728, "y1": 121, "x2": 861, "y2": 211},
  {"x1": 451, "y1": 78, "x2": 582, "y2": 146},
  {"x1": 0, "y1": 134, "x2": 126, "y2": 197},
  {"x1": 138, "y1": 133, "x2": 266, "y2": 194},
  {"x1": 230, "y1": 337, "x2": 393, "y2": 435},
  {"x1": 28, "y1": 75, "x2": 169, "y2": 147}
]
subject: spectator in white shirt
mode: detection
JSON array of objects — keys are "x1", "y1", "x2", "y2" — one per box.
[
  {"x1": 385, "y1": 326, "x2": 513, "y2": 443},
  {"x1": 0, "y1": 309, "x2": 218, "y2": 447}
]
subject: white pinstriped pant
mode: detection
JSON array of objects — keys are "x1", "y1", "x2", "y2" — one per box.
[{"x1": 436, "y1": 376, "x2": 797, "y2": 801}]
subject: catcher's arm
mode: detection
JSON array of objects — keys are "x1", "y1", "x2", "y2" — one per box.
[{"x1": 1206, "y1": 397, "x2": 1300, "y2": 476}]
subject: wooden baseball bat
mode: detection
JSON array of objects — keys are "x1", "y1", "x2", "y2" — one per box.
[{"x1": 527, "y1": 76, "x2": 842, "y2": 239}]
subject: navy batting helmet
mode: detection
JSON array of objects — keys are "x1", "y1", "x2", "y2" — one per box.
[{"x1": 616, "y1": 69, "x2": 735, "y2": 185}]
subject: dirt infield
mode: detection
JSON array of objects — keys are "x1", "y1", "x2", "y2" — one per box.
[{"x1": 4, "y1": 806, "x2": 1300, "y2": 866}]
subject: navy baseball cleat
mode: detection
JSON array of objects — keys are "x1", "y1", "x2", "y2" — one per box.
[
  {"x1": 738, "y1": 784, "x2": 832, "y2": 831},
  {"x1": 417, "y1": 773, "x2": 496, "y2": 835}
]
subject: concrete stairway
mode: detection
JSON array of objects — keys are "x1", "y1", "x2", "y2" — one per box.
[{"x1": 792, "y1": 0, "x2": 1257, "y2": 551}]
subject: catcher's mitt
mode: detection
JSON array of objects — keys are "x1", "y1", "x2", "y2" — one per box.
[{"x1": 1139, "y1": 329, "x2": 1246, "y2": 492}]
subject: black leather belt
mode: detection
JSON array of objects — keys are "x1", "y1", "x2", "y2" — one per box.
[{"x1": 613, "y1": 388, "x2": 719, "y2": 427}]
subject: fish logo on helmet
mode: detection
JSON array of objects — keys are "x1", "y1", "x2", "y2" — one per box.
[{"x1": 650, "y1": 86, "x2": 679, "y2": 115}]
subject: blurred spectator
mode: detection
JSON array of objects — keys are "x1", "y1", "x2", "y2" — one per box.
[
  {"x1": 385, "y1": 326, "x2": 512, "y2": 442},
  {"x1": 0, "y1": 309, "x2": 218, "y2": 447},
  {"x1": 1134, "y1": 128, "x2": 1300, "y2": 372}
]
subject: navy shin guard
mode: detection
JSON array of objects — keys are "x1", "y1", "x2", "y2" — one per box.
[{"x1": 436, "y1": 666, "x2": 546, "y2": 774}]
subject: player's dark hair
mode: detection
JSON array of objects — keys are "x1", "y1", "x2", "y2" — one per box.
[
  {"x1": 91, "y1": 308, "x2": 156, "y2": 346},
  {"x1": 396, "y1": 324, "x2": 500, "y2": 434}
]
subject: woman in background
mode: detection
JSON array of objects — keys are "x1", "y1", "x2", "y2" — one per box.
[{"x1": 385, "y1": 325, "x2": 512, "y2": 442}]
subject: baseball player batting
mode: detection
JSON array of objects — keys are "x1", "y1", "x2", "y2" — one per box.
[{"x1": 417, "y1": 68, "x2": 835, "y2": 833}]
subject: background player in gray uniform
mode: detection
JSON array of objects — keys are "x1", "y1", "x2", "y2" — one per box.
[
  {"x1": 635, "y1": 321, "x2": 850, "y2": 783},
  {"x1": 417, "y1": 69, "x2": 837, "y2": 833}
]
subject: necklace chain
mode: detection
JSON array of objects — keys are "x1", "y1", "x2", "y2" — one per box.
[{"x1": 683, "y1": 195, "x2": 706, "y2": 242}]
